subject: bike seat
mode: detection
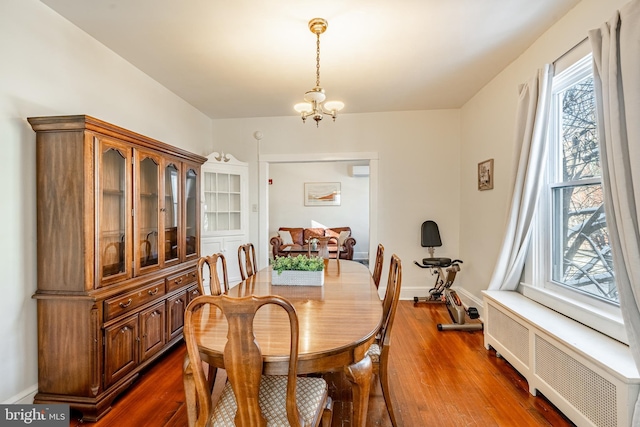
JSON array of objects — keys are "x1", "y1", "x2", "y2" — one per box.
[{"x1": 421, "y1": 257, "x2": 452, "y2": 267}]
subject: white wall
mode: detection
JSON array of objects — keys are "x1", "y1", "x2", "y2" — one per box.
[
  {"x1": 268, "y1": 161, "x2": 370, "y2": 260},
  {"x1": 212, "y1": 110, "x2": 462, "y2": 298},
  {"x1": 458, "y1": 0, "x2": 629, "y2": 304},
  {"x1": 0, "y1": 0, "x2": 212, "y2": 403}
]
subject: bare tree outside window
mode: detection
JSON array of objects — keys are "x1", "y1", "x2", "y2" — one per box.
[{"x1": 551, "y1": 76, "x2": 617, "y2": 303}]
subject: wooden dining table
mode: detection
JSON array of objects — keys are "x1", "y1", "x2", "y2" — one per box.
[{"x1": 190, "y1": 259, "x2": 383, "y2": 427}]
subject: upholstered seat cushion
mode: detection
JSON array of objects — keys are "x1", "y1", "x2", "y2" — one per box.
[{"x1": 211, "y1": 375, "x2": 328, "y2": 426}]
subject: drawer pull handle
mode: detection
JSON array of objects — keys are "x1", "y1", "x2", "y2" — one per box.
[
  {"x1": 191, "y1": 290, "x2": 199, "y2": 295},
  {"x1": 175, "y1": 278, "x2": 183, "y2": 285},
  {"x1": 120, "y1": 326, "x2": 129, "y2": 333},
  {"x1": 148, "y1": 288, "x2": 159, "y2": 296},
  {"x1": 175, "y1": 299, "x2": 184, "y2": 305},
  {"x1": 119, "y1": 298, "x2": 132, "y2": 308}
]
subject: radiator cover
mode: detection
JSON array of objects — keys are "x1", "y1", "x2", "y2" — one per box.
[{"x1": 483, "y1": 291, "x2": 640, "y2": 427}]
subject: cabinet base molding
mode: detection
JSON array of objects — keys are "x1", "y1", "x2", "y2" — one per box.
[{"x1": 34, "y1": 373, "x2": 138, "y2": 422}]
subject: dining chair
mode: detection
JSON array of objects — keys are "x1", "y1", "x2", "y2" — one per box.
[
  {"x1": 237, "y1": 243, "x2": 257, "y2": 280},
  {"x1": 195, "y1": 252, "x2": 230, "y2": 393},
  {"x1": 183, "y1": 294, "x2": 333, "y2": 427},
  {"x1": 372, "y1": 243, "x2": 385, "y2": 289},
  {"x1": 196, "y1": 253, "x2": 229, "y2": 296},
  {"x1": 367, "y1": 254, "x2": 402, "y2": 427}
]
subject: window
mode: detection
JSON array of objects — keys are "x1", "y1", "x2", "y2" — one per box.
[
  {"x1": 549, "y1": 54, "x2": 616, "y2": 304},
  {"x1": 525, "y1": 53, "x2": 624, "y2": 342}
]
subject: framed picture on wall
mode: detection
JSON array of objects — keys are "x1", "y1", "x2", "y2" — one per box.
[
  {"x1": 304, "y1": 182, "x2": 341, "y2": 206},
  {"x1": 478, "y1": 159, "x2": 494, "y2": 191}
]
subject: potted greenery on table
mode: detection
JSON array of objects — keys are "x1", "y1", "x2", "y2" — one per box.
[{"x1": 270, "y1": 255, "x2": 325, "y2": 286}]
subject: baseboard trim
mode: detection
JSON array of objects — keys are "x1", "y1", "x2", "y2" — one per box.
[
  {"x1": 2, "y1": 384, "x2": 37, "y2": 404},
  {"x1": 353, "y1": 251, "x2": 368, "y2": 261}
]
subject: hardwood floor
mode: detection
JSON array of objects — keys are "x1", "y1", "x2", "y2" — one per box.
[{"x1": 69, "y1": 300, "x2": 575, "y2": 426}]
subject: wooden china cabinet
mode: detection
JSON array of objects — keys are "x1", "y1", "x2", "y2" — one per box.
[{"x1": 29, "y1": 115, "x2": 206, "y2": 421}]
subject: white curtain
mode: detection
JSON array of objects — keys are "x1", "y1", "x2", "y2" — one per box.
[
  {"x1": 487, "y1": 65, "x2": 553, "y2": 291},
  {"x1": 589, "y1": 0, "x2": 640, "y2": 422}
]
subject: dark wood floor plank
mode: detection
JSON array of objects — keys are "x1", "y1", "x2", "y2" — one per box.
[{"x1": 69, "y1": 300, "x2": 574, "y2": 426}]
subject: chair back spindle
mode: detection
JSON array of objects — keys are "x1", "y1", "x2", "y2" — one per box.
[
  {"x1": 238, "y1": 243, "x2": 257, "y2": 280},
  {"x1": 372, "y1": 243, "x2": 385, "y2": 289},
  {"x1": 196, "y1": 253, "x2": 229, "y2": 296},
  {"x1": 381, "y1": 254, "x2": 402, "y2": 348}
]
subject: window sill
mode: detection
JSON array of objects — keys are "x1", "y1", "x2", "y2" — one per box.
[{"x1": 520, "y1": 282, "x2": 628, "y2": 344}]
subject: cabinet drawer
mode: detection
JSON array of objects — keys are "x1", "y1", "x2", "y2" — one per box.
[
  {"x1": 186, "y1": 285, "x2": 201, "y2": 304},
  {"x1": 166, "y1": 269, "x2": 197, "y2": 293},
  {"x1": 104, "y1": 280, "x2": 165, "y2": 320}
]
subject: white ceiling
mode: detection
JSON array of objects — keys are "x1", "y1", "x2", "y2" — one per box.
[{"x1": 40, "y1": 0, "x2": 580, "y2": 120}]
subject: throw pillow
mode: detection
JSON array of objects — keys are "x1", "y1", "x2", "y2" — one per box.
[
  {"x1": 337, "y1": 230, "x2": 351, "y2": 247},
  {"x1": 279, "y1": 230, "x2": 293, "y2": 245}
]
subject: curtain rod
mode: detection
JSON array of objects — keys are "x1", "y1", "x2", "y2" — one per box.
[{"x1": 552, "y1": 36, "x2": 589, "y2": 66}]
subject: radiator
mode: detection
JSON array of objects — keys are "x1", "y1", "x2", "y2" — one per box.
[{"x1": 483, "y1": 291, "x2": 640, "y2": 427}]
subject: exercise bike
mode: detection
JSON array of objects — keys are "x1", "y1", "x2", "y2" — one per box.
[{"x1": 413, "y1": 221, "x2": 483, "y2": 331}]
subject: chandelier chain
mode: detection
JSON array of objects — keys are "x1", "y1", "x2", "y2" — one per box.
[{"x1": 315, "y1": 32, "x2": 321, "y2": 88}]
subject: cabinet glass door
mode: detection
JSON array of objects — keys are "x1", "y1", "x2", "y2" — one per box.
[
  {"x1": 99, "y1": 140, "x2": 131, "y2": 284},
  {"x1": 136, "y1": 151, "x2": 160, "y2": 272},
  {"x1": 203, "y1": 171, "x2": 242, "y2": 232},
  {"x1": 164, "y1": 163, "x2": 180, "y2": 264},
  {"x1": 184, "y1": 167, "x2": 199, "y2": 260},
  {"x1": 202, "y1": 171, "x2": 217, "y2": 232}
]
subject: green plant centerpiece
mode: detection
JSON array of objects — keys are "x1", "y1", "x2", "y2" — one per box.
[
  {"x1": 270, "y1": 255, "x2": 325, "y2": 286},
  {"x1": 271, "y1": 255, "x2": 325, "y2": 274}
]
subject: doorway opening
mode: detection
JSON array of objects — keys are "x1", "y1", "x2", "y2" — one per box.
[{"x1": 257, "y1": 152, "x2": 379, "y2": 271}]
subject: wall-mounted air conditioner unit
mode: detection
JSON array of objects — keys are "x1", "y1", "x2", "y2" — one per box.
[{"x1": 349, "y1": 165, "x2": 370, "y2": 177}]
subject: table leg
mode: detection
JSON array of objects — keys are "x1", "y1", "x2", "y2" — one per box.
[{"x1": 344, "y1": 355, "x2": 372, "y2": 427}]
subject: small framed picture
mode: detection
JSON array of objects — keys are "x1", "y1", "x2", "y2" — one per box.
[
  {"x1": 478, "y1": 159, "x2": 494, "y2": 191},
  {"x1": 304, "y1": 182, "x2": 341, "y2": 206}
]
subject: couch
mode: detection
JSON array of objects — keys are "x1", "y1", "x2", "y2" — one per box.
[{"x1": 270, "y1": 227, "x2": 357, "y2": 260}]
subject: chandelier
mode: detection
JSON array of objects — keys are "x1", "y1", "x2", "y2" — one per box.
[{"x1": 294, "y1": 18, "x2": 344, "y2": 126}]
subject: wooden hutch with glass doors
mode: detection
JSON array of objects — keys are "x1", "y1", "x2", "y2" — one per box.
[{"x1": 29, "y1": 115, "x2": 206, "y2": 421}]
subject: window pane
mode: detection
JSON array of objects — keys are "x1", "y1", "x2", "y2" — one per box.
[
  {"x1": 551, "y1": 184, "x2": 616, "y2": 303},
  {"x1": 560, "y1": 76, "x2": 600, "y2": 181}
]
